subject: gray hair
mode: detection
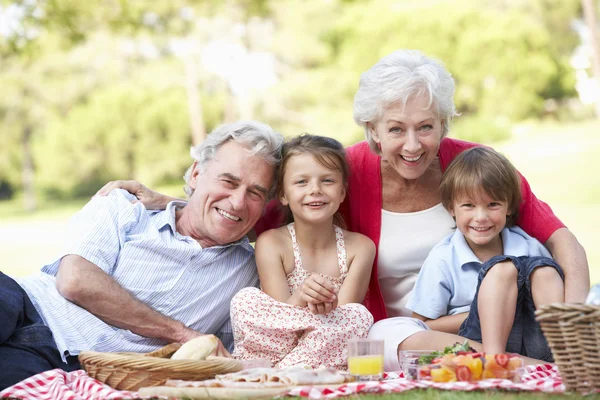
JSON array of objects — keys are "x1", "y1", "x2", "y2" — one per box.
[
  {"x1": 183, "y1": 121, "x2": 284, "y2": 198},
  {"x1": 353, "y1": 49, "x2": 459, "y2": 155}
]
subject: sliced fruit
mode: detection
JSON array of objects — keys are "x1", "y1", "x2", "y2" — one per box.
[
  {"x1": 507, "y1": 356, "x2": 523, "y2": 371},
  {"x1": 430, "y1": 366, "x2": 457, "y2": 382},
  {"x1": 467, "y1": 356, "x2": 483, "y2": 380},
  {"x1": 419, "y1": 366, "x2": 431, "y2": 379},
  {"x1": 495, "y1": 353, "x2": 509, "y2": 368},
  {"x1": 482, "y1": 369, "x2": 496, "y2": 380},
  {"x1": 456, "y1": 365, "x2": 472, "y2": 382}
]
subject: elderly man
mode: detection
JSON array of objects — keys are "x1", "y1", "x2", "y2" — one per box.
[{"x1": 0, "y1": 121, "x2": 284, "y2": 390}]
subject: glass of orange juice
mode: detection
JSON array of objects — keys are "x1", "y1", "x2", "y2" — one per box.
[{"x1": 347, "y1": 338, "x2": 384, "y2": 381}]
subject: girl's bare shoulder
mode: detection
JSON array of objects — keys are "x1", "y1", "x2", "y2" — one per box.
[
  {"x1": 256, "y1": 226, "x2": 291, "y2": 248},
  {"x1": 340, "y1": 229, "x2": 376, "y2": 255}
]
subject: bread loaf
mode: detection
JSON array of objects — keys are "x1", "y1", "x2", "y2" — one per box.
[{"x1": 171, "y1": 335, "x2": 218, "y2": 360}]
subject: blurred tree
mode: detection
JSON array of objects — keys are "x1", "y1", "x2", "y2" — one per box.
[
  {"x1": 581, "y1": 0, "x2": 600, "y2": 117},
  {"x1": 0, "y1": 0, "x2": 584, "y2": 201}
]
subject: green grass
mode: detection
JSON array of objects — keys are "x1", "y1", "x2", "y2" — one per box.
[{"x1": 318, "y1": 390, "x2": 600, "y2": 399}]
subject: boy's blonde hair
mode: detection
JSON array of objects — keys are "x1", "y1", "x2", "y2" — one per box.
[{"x1": 440, "y1": 146, "x2": 522, "y2": 226}]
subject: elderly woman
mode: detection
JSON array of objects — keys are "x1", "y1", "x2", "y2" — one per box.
[{"x1": 97, "y1": 49, "x2": 589, "y2": 371}]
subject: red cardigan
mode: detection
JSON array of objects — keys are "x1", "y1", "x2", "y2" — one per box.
[{"x1": 255, "y1": 138, "x2": 565, "y2": 323}]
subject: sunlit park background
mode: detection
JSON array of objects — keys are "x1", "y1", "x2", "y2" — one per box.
[{"x1": 0, "y1": 0, "x2": 599, "y2": 288}]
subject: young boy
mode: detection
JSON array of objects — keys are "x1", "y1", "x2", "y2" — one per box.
[{"x1": 406, "y1": 147, "x2": 564, "y2": 361}]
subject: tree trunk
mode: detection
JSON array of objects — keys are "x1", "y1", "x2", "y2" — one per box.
[
  {"x1": 21, "y1": 125, "x2": 36, "y2": 212},
  {"x1": 184, "y1": 57, "x2": 206, "y2": 146},
  {"x1": 582, "y1": 0, "x2": 600, "y2": 118}
]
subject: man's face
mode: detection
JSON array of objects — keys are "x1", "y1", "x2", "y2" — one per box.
[{"x1": 183, "y1": 140, "x2": 275, "y2": 247}]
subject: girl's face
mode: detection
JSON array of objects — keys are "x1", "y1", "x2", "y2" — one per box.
[
  {"x1": 449, "y1": 190, "x2": 509, "y2": 253},
  {"x1": 280, "y1": 153, "x2": 346, "y2": 225},
  {"x1": 369, "y1": 94, "x2": 444, "y2": 181}
]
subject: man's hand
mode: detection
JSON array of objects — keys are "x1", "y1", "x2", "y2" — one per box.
[
  {"x1": 94, "y1": 180, "x2": 175, "y2": 210},
  {"x1": 211, "y1": 338, "x2": 232, "y2": 358},
  {"x1": 178, "y1": 333, "x2": 232, "y2": 358},
  {"x1": 298, "y1": 275, "x2": 338, "y2": 314}
]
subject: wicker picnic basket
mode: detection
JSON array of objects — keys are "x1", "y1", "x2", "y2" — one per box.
[
  {"x1": 535, "y1": 303, "x2": 600, "y2": 393},
  {"x1": 78, "y1": 343, "x2": 243, "y2": 391}
]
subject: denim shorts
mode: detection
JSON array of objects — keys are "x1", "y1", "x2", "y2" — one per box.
[
  {"x1": 458, "y1": 255, "x2": 564, "y2": 362},
  {"x1": 0, "y1": 272, "x2": 80, "y2": 390}
]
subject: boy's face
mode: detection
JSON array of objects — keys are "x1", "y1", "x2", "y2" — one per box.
[{"x1": 449, "y1": 190, "x2": 510, "y2": 252}]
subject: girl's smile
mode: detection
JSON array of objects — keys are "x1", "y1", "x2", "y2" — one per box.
[{"x1": 280, "y1": 153, "x2": 346, "y2": 225}]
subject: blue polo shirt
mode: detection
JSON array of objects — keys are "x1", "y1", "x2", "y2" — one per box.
[{"x1": 406, "y1": 227, "x2": 551, "y2": 319}]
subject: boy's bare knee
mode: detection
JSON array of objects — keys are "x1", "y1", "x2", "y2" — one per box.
[
  {"x1": 484, "y1": 260, "x2": 517, "y2": 282},
  {"x1": 530, "y1": 266, "x2": 560, "y2": 282}
]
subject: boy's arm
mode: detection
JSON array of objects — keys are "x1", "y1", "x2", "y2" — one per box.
[
  {"x1": 406, "y1": 249, "x2": 454, "y2": 322},
  {"x1": 412, "y1": 311, "x2": 468, "y2": 334}
]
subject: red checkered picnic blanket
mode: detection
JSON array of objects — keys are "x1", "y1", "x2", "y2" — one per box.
[{"x1": 0, "y1": 364, "x2": 566, "y2": 400}]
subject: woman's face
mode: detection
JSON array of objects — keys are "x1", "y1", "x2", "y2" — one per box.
[{"x1": 369, "y1": 94, "x2": 444, "y2": 181}]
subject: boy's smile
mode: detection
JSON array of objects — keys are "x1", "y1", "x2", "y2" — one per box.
[{"x1": 450, "y1": 191, "x2": 510, "y2": 257}]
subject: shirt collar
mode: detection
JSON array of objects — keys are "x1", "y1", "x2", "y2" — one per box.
[
  {"x1": 501, "y1": 226, "x2": 530, "y2": 257},
  {"x1": 450, "y1": 229, "x2": 480, "y2": 267},
  {"x1": 150, "y1": 201, "x2": 253, "y2": 252},
  {"x1": 452, "y1": 226, "x2": 531, "y2": 268}
]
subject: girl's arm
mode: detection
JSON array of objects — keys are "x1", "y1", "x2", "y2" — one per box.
[
  {"x1": 412, "y1": 312, "x2": 468, "y2": 335},
  {"x1": 337, "y1": 233, "x2": 376, "y2": 305},
  {"x1": 255, "y1": 230, "x2": 305, "y2": 306}
]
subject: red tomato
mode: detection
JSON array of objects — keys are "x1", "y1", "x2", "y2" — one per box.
[
  {"x1": 495, "y1": 353, "x2": 509, "y2": 368},
  {"x1": 456, "y1": 365, "x2": 472, "y2": 382},
  {"x1": 419, "y1": 366, "x2": 431, "y2": 379}
]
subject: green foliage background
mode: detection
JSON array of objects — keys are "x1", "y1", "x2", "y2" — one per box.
[{"x1": 0, "y1": 0, "x2": 586, "y2": 201}]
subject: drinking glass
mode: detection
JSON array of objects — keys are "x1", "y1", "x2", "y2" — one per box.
[{"x1": 347, "y1": 338, "x2": 384, "y2": 381}]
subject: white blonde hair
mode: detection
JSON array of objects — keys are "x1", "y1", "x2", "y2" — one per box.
[
  {"x1": 353, "y1": 49, "x2": 458, "y2": 155},
  {"x1": 183, "y1": 121, "x2": 284, "y2": 198}
]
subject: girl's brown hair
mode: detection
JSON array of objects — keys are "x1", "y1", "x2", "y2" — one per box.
[
  {"x1": 277, "y1": 134, "x2": 349, "y2": 227},
  {"x1": 440, "y1": 146, "x2": 521, "y2": 226}
]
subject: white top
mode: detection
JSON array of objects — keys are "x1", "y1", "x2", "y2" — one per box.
[
  {"x1": 406, "y1": 226, "x2": 552, "y2": 319},
  {"x1": 377, "y1": 203, "x2": 455, "y2": 317}
]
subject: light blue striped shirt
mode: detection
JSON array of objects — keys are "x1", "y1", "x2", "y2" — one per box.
[{"x1": 15, "y1": 189, "x2": 259, "y2": 361}]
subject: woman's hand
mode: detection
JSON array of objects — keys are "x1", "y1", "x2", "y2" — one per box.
[
  {"x1": 298, "y1": 275, "x2": 338, "y2": 314},
  {"x1": 95, "y1": 180, "x2": 175, "y2": 210}
]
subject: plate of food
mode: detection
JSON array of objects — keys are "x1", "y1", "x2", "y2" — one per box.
[
  {"x1": 399, "y1": 341, "x2": 524, "y2": 382},
  {"x1": 138, "y1": 366, "x2": 356, "y2": 399}
]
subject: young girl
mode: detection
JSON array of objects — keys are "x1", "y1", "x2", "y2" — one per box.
[
  {"x1": 230, "y1": 134, "x2": 376, "y2": 369},
  {"x1": 406, "y1": 147, "x2": 564, "y2": 361}
]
